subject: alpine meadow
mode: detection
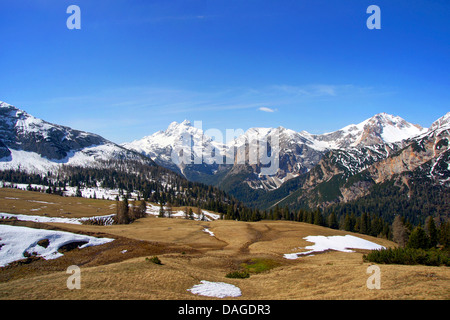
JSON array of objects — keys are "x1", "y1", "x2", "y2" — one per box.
[{"x1": 0, "y1": 0, "x2": 449, "y2": 307}]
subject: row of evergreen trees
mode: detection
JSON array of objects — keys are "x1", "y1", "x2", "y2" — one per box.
[
  {"x1": 1, "y1": 166, "x2": 448, "y2": 249},
  {"x1": 363, "y1": 215, "x2": 449, "y2": 266},
  {"x1": 391, "y1": 215, "x2": 449, "y2": 250},
  {"x1": 0, "y1": 163, "x2": 242, "y2": 217}
]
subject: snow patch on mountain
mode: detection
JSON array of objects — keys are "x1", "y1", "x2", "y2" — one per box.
[{"x1": 0, "y1": 101, "x2": 151, "y2": 174}]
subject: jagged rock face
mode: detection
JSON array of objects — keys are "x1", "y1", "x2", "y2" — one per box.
[
  {"x1": 0, "y1": 139, "x2": 11, "y2": 159},
  {"x1": 0, "y1": 101, "x2": 107, "y2": 160},
  {"x1": 123, "y1": 113, "x2": 428, "y2": 191},
  {"x1": 367, "y1": 124, "x2": 450, "y2": 185},
  {"x1": 225, "y1": 127, "x2": 324, "y2": 190},
  {"x1": 311, "y1": 112, "x2": 426, "y2": 149},
  {"x1": 0, "y1": 101, "x2": 152, "y2": 174},
  {"x1": 280, "y1": 143, "x2": 401, "y2": 207},
  {"x1": 122, "y1": 120, "x2": 227, "y2": 180},
  {"x1": 267, "y1": 115, "x2": 449, "y2": 210},
  {"x1": 307, "y1": 123, "x2": 449, "y2": 207}
]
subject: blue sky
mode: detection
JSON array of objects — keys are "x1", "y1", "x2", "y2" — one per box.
[{"x1": 0, "y1": 0, "x2": 449, "y2": 143}]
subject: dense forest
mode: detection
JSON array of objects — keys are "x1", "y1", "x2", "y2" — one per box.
[
  {"x1": 0, "y1": 160, "x2": 243, "y2": 216},
  {"x1": 323, "y1": 174, "x2": 450, "y2": 226},
  {"x1": 1, "y1": 160, "x2": 449, "y2": 250}
]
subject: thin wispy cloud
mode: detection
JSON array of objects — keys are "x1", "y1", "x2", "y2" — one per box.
[
  {"x1": 269, "y1": 84, "x2": 357, "y2": 97},
  {"x1": 259, "y1": 107, "x2": 276, "y2": 113},
  {"x1": 37, "y1": 83, "x2": 388, "y2": 143}
]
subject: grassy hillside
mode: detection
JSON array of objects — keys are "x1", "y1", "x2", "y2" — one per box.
[{"x1": 0, "y1": 189, "x2": 449, "y2": 300}]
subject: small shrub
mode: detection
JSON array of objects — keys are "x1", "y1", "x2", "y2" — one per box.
[
  {"x1": 146, "y1": 256, "x2": 162, "y2": 265},
  {"x1": 241, "y1": 258, "x2": 279, "y2": 274},
  {"x1": 363, "y1": 247, "x2": 449, "y2": 266},
  {"x1": 225, "y1": 270, "x2": 250, "y2": 279}
]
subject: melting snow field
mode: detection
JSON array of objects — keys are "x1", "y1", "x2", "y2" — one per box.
[
  {"x1": 0, "y1": 224, "x2": 114, "y2": 267},
  {"x1": 145, "y1": 203, "x2": 220, "y2": 221},
  {"x1": 187, "y1": 280, "x2": 242, "y2": 298},
  {"x1": 284, "y1": 235, "x2": 385, "y2": 260},
  {"x1": 0, "y1": 212, "x2": 116, "y2": 225}
]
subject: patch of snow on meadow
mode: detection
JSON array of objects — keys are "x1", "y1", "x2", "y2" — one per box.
[
  {"x1": 145, "y1": 203, "x2": 219, "y2": 221},
  {"x1": 0, "y1": 224, "x2": 114, "y2": 267},
  {"x1": 284, "y1": 235, "x2": 385, "y2": 260},
  {"x1": 203, "y1": 228, "x2": 215, "y2": 237},
  {"x1": 187, "y1": 280, "x2": 242, "y2": 298},
  {"x1": 0, "y1": 212, "x2": 116, "y2": 225}
]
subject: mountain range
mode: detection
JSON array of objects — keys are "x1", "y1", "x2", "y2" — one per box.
[
  {"x1": 0, "y1": 101, "x2": 154, "y2": 174},
  {"x1": 122, "y1": 111, "x2": 430, "y2": 193},
  {"x1": 0, "y1": 100, "x2": 448, "y2": 218}
]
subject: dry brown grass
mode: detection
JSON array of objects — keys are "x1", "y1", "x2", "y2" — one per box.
[
  {"x1": 0, "y1": 188, "x2": 116, "y2": 218},
  {"x1": 0, "y1": 189, "x2": 449, "y2": 300}
]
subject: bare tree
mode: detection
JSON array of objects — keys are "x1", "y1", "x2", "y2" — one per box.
[
  {"x1": 166, "y1": 202, "x2": 173, "y2": 218},
  {"x1": 392, "y1": 215, "x2": 408, "y2": 247},
  {"x1": 116, "y1": 198, "x2": 130, "y2": 224},
  {"x1": 131, "y1": 200, "x2": 147, "y2": 220}
]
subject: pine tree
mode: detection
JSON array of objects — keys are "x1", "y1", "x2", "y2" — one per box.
[
  {"x1": 328, "y1": 212, "x2": 338, "y2": 229},
  {"x1": 159, "y1": 202, "x2": 165, "y2": 218},
  {"x1": 166, "y1": 202, "x2": 173, "y2": 218},
  {"x1": 343, "y1": 214, "x2": 351, "y2": 231},
  {"x1": 226, "y1": 205, "x2": 233, "y2": 220},
  {"x1": 425, "y1": 216, "x2": 438, "y2": 248},
  {"x1": 297, "y1": 209, "x2": 304, "y2": 222},
  {"x1": 283, "y1": 206, "x2": 290, "y2": 220},
  {"x1": 359, "y1": 213, "x2": 368, "y2": 234},
  {"x1": 306, "y1": 211, "x2": 313, "y2": 224},
  {"x1": 407, "y1": 226, "x2": 430, "y2": 249},
  {"x1": 439, "y1": 221, "x2": 449, "y2": 249},
  {"x1": 75, "y1": 185, "x2": 82, "y2": 197},
  {"x1": 313, "y1": 209, "x2": 323, "y2": 226}
]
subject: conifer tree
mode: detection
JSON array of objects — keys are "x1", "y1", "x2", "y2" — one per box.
[
  {"x1": 407, "y1": 226, "x2": 430, "y2": 249},
  {"x1": 313, "y1": 209, "x2": 323, "y2": 226},
  {"x1": 328, "y1": 212, "x2": 338, "y2": 229},
  {"x1": 159, "y1": 202, "x2": 165, "y2": 218},
  {"x1": 306, "y1": 211, "x2": 313, "y2": 224},
  {"x1": 425, "y1": 216, "x2": 438, "y2": 248},
  {"x1": 439, "y1": 221, "x2": 449, "y2": 249},
  {"x1": 166, "y1": 202, "x2": 173, "y2": 218}
]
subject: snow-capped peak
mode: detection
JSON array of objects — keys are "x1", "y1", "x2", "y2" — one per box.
[
  {"x1": 0, "y1": 100, "x2": 149, "y2": 174},
  {"x1": 168, "y1": 119, "x2": 192, "y2": 129},
  {"x1": 429, "y1": 112, "x2": 450, "y2": 131},
  {"x1": 0, "y1": 101, "x2": 11, "y2": 108},
  {"x1": 123, "y1": 119, "x2": 226, "y2": 167},
  {"x1": 315, "y1": 112, "x2": 427, "y2": 149}
]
